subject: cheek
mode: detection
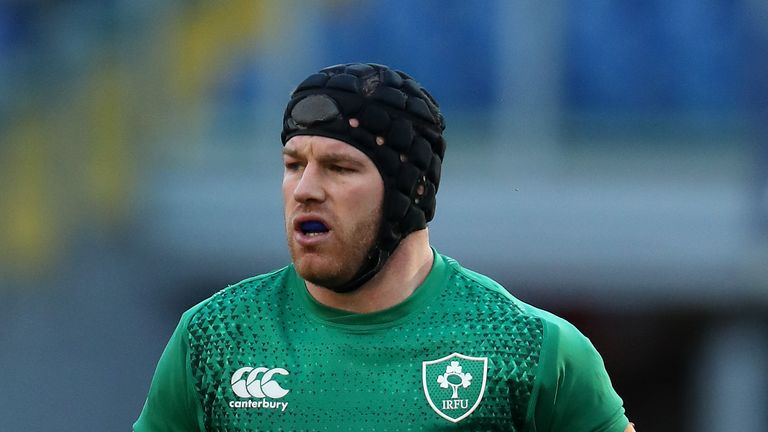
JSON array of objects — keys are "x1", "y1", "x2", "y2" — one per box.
[
  {"x1": 369, "y1": 178, "x2": 385, "y2": 209},
  {"x1": 282, "y1": 178, "x2": 295, "y2": 203},
  {"x1": 282, "y1": 187, "x2": 296, "y2": 222},
  {"x1": 345, "y1": 182, "x2": 383, "y2": 214}
]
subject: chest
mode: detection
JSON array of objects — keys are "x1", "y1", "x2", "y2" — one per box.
[{"x1": 190, "y1": 319, "x2": 541, "y2": 431}]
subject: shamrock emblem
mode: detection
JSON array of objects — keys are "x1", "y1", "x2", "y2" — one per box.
[{"x1": 436, "y1": 361, "x2": 473, "y2": 399}]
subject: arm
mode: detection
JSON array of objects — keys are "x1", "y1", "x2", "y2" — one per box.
[
  {"x1": 134, "y1": 312, "x2": 205, "y2": 432},
  {"x1": 528, "y1": 313, "x2": 630, "y2": 432}
]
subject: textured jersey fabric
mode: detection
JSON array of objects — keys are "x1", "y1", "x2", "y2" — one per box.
[{"x1": 134, "y1": 252, "x2": 628, "y2": 431}]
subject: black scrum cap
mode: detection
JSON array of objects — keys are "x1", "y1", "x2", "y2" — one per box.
[{"x1": 281, "y1": 63, "x2": 446, "y2": 292}]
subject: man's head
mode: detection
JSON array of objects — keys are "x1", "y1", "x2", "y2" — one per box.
[{"x1": 281, "y1": 63, "x2": 446, "y2": 292}]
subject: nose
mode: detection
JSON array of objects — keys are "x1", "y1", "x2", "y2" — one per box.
[{"x1": 292, "y1": 162, "x2": 325, "y2": 203}]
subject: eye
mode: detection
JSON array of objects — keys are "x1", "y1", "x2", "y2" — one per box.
[
  {"x1": 284, "y1": 160, "x2": 302, "y2": 172},
  {"x1": 329, "y1": 165, "x2": 355, "y2": 174}
]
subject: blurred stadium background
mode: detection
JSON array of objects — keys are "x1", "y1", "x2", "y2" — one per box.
[{"x1": 1, "y1": 1, "x2": 767, "y2": 430}]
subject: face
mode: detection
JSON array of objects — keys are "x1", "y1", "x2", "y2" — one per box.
[{"x1": 282, "y1": 135, "x2": 384, "y2": 289}]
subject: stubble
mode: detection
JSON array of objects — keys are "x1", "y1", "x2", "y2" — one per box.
[{"x1": 286, "y1": 206, "x2": 381, "y2": 290}]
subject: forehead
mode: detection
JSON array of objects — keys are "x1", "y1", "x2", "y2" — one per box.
[{"x1": 283, "y1": 135, "x2": 371, "y2": 162}]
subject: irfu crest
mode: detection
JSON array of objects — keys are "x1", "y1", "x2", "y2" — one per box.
[{"x1": 422, "y1": 353, "x2": 488, "y2": 423}]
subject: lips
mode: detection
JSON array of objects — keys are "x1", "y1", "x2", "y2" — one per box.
[
  {"x1": 299, "y1": 220, "x2": 329, "y2": 236},
  {"x1": 292, "y1": 214, "x2": 332, "y2": 245}
]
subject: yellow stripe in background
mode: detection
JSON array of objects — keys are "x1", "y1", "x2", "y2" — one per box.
[
  {"x1": 171, "y1": 0, "x2": 274, "y2": 101},
  {"x1": 83, "y1": 65, "x2": 134, "y2": 226},
  {"x1": 0, "y1": 116, "x2": 58, "y2": 279}
]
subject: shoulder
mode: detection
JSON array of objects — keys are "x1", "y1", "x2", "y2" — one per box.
[
  {"x1": 179, "y1": 266, "x2": 292, "y2": 329},
  {"x1": 437, "y1": 254, "x2": 548, "y2": 349},
  {"x1": 530, "y1": 316, "x2": 627, "y2": 432},
  {"x1": 440, "y1": 254, "x2": 595, "y2": 356},
  {"x1": 440, "y1": 254, "x2": 528, "y2": 310},
  {"x1": 441, "y1": 254, "x2": 554, "y2": 324},
  {"x1": 531, "y1": 307, "x2": 597, "y2": 358},
  {"x1": 447, "y1": 263, "x2": 631, "y2": 431}
]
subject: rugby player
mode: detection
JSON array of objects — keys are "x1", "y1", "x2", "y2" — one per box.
[{"x1": 135, "y1": 63, "x2": 634, "y2": 431}]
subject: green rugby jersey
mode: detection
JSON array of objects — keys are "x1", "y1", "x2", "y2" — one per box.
[{"x1": 134, "y1": 252, "x2": 628, "y2": 431}]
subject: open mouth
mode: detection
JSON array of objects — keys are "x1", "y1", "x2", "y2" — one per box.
[{"x1": 299, "y1": 220, "x2": 330, "y2": 237}]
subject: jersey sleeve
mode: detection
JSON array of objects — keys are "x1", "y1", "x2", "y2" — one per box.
[
  {"x1": 527, "y1": 311, "x2": 628, "y2": 432},
  {"x1": 133, "y1": 308, "x2": 205, "y2": 432}
]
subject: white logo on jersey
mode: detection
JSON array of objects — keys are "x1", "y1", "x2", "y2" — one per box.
[
  {"x1": 422, "y1": 353, "x2": 488, "y2": 423},
  {"x1": 229, "y1": 366, "x2": 290, "y2": 412}
]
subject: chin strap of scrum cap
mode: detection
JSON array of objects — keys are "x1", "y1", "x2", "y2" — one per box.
[{"x1": 281, "y1": 63, "x2": 446, "y2": 292}]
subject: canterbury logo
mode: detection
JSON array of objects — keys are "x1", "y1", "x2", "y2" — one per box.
[{"x1": 231, "y1": 367, "x2": 290, "y2": 399}]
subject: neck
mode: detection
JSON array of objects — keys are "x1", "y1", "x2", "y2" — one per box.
[{"x1": 305, "y1": 229, "x2": 434, "y2": 313}]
